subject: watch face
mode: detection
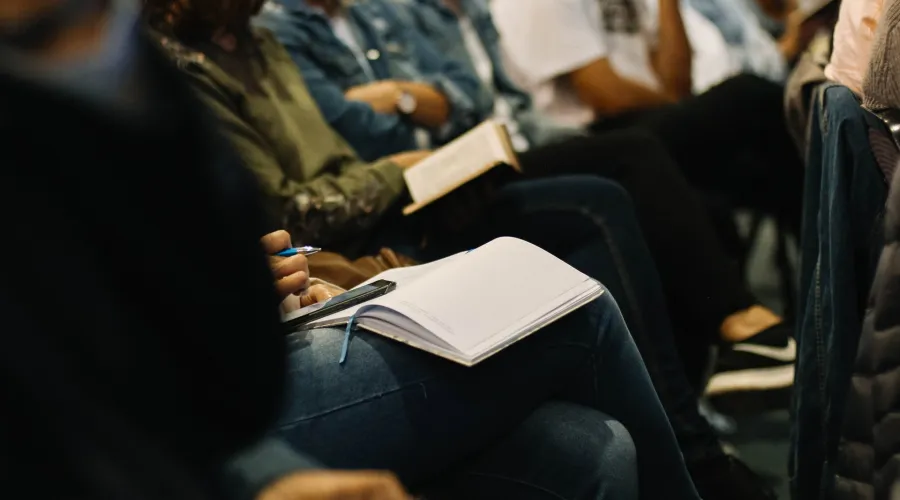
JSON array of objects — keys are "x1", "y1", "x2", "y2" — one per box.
[{"x1": 398, "y1": 92, "x2": 417, "y2": 115}]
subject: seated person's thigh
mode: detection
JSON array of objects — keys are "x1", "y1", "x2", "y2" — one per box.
[
  {"x1": 275, "y1": 293, "x2": 618, "y2": 484},
  {"x1": 424, "y1": 401, "x2": 638, "y2": 500}
]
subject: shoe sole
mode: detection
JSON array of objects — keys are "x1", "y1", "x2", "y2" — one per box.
[{"x1": 704, "y1": 364, "x2": 795, "y2": 395}]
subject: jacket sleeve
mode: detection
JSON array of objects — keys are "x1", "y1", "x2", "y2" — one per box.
[
  {"x1": 282, "y1": 48, "x2": 420, "y2": 162},
  {"x1": 387, "y1": 2, "x2": 490, "y2": 142},
  {"x1": 188, "y1": 73, "x2": 406, "y2": 247}
]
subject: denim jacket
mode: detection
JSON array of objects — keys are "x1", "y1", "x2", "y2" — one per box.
[
  {"x1": 398, "y1": 0, "x2": 527, "y2": 113},
  {"x1": 255, "y1": 0, "x2": 487, "y2": 161},
  {"x1": 391, "y1": 0, "x2": 583, "y2": 148}
]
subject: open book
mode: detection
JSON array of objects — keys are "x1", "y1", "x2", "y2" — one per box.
[
  {"x1": 402, "y1": 119, "x2": 520, "y2": 215},
  {"x1": 291, "y1": 237, "x2": 603, "y2": 366}
]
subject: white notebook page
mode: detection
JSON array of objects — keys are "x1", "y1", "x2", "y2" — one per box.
[
  {"x1": 309, "y1": 252, "x2": 468, "y2": 324},
  {"x1": 366, "y1": 237, "x2": 593, "y2": 354}
]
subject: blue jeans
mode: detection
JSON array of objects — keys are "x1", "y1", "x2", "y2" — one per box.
[
  {"x1": 394, "y1": 176, "x2": 725, "y2": 466},
  {"x1": 791, "y1": 84, "x2": 886, "y2": 500},
  {"x1": 277, "y1": 292, "x2": 699, "y2": 500}
]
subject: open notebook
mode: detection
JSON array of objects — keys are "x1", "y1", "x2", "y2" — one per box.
[
  {"x1": 290, "y1": 237, "x2": 603, "y2": 366},
  {"x1": 402, "y1": 119, "x2": 520, "y2": 215}
]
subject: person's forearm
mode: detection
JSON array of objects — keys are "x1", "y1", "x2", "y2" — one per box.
[
  {"x1": 397, "y1": 81, "x2": 450, "y2": 128},
  {"x1": 571, "y1": 65, "x2": 676, "y2": 116},
  {"x1": 777, "y1": 11, "x2": 803, "y2": 62},
  {"x1": 386, "y1": 150, "x2": 431, "y2": 168},
  {"x1": 651, "y1": 0, "x2": 692, "y2": 99}
]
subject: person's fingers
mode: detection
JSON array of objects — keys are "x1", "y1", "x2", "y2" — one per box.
[
  {"x1": 299, "y1": 284, "x2": 336, "y2": 306},
  {"x1": 260, "y1": 230, "x2": 292, "y2": 254},
  {"x1": 257, "y1": 471, "x2": 410, "y2": 500},
  {"x1": 275, "y1": 271, "x2": 308, "y2": 299},
  {"x1": 280, "y1": 293, "x2": 302, "y2": 314},
  {"x1": 270, "y1": 254, "x2": 309, "y2": 298},
  {"x1": 326, "y1": 471, "x2": 408, "y2": 500},
  {"x1": 353, "y1": 472, "x2": 408, "y2": 500},
  {"x1": 345, "y1": 84, "x2": 368, "y2": 99},
  {"x1": 262, "y1": 231, "x2": 309, "y2": 299},
  {"x1": 270, "y1": 253, "x2": 309, "y2": 280}
]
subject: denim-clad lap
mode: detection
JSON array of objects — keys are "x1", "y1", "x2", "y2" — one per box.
[
  {"x1": 364, "y1": 176, "x2": 723, "y2": 465},
  {"x1": 276, "y1": 290, "x2": 700, "y2": 500}
]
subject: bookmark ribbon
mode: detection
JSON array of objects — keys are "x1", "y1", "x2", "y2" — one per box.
[
  {"x1": 339, "y1": 304, "x2": 378, "y2": 364},
  {"x1": 340, "y1": 316, "x2": 357, "y2": 364}
]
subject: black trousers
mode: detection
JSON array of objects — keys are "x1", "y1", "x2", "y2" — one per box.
[
  {"x1": 520, "y1": 128, "x2": 756, "y2": 383},
  {"x1": 591, "y1": 73, "x2": 804, "y2": 233}
]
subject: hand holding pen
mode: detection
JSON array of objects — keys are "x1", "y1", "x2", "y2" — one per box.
[
  {"x1": 261, "y1": 231, "x2": 320, "y2": 299},
  {"x1": 275, "y1": 245, "x2": 321, "y2": 257}
]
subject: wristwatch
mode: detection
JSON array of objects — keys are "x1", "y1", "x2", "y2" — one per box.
[{"x1": 396, "y1": 90, "x2": 418, "y2": 116}]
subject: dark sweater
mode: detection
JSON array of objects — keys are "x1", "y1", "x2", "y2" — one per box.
[{"x1": 0, "y1": 36, "x2": 314, "y2": 499}]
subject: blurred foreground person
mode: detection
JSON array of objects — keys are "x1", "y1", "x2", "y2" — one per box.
[{"x1": 0, "y1": 1, "x2": 408, "y2": 498}]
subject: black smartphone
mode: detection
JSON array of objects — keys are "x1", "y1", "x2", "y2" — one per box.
[{"x1": 282, "y1": 279, "x2": 397, "y2": 331}]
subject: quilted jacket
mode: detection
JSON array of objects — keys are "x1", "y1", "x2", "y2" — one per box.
[{"x1": 835, "y1": 168, "x2": 900, "y2": 500}]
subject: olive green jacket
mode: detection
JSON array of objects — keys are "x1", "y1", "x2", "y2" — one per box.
[{"x1": 154, "y1": 28, "x2": 405, "y2": 247}]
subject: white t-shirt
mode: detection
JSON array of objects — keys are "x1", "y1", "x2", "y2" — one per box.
[
  {"x1": 456, "y1": 15, "x2": 530, "y2": 151},
  {"x1": 491, "y1": 0, "x2": 660, "y2": 127},
  {"x1": 677, "y1": 4, "x2": 739, "y2": 93}
]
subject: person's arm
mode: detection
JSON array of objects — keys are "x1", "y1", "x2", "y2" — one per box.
[
  {"x1": 776, "y1": 9, "x2": 803, "y2": 62},
  {"x1": 396, "y1": 81, "x2": 450, "y2": 128},
  {"x1": 189, "y1": 74, "x2": 406, "y2": 247},
  {"x1": 255, "y1": 12, "x2": 420, "y2": 161},
  {"x1": 345, "y1": 3, "x2": 487, "y2": 141},
  {"x1": 569, "y1": 59, "x2": 677, "y2": 115},
  {"x1": 218, "y1": 438, "x2": 321, "y2": 500},
  {"x1": 650, "y1": 0, "x2": 693, "y2": 99},
  {"x1": 257, "y1": 470, "x2": 410, "y2": 500},
  {"x1": 291, "y1": 51, "x2": 422, "y2": 162},
  {"x1": 391, "y1": 0, "x2": 498, "y2": 127},
  {"x1": 492, "y1": 0, "x2": 673, "y2": 117},
  {"x1": 341, "y1": 79, "x2": 450, "y2": 128},
  {"x1": 219, "y1": 438, "x2": 410, "y2": 500},
  {"x1": 385, "y1": 150, "x2": 432, "y2": 168},
  {"x1": 397, "y1": 5, "x2": 488, "y2": 141}
]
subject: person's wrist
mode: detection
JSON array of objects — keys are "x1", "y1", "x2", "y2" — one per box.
[{"x1": 394, "y1": 82, "x2": 417, "y2": 116}]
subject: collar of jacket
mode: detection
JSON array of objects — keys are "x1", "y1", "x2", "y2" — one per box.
[{"x1": 413, "y1": 0, "x2": 492, "y2": 24}]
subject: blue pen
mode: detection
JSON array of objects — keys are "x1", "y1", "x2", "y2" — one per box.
[{"x1": 275, "y1": 246, "x2": 322, "y2": 257}]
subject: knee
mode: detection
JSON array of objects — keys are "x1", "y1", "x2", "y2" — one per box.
[
  {"x1": 524, "y1": 402, "x2": 638, "y2": 499},
  {"x1": 720, "y1": 73, "x2": 771, "y2": 90},
  {"x1": 594, "y1": 419, "x2": 639, "y2": 499},
  {"x1": 560, "y1": 176, "x2": 636, "y2": 218},
  {"x1": 586, "y1": 289, "x2": 625, "y2": 330},
  {"x1": 555, "y1": 406, "x2": 638, "y2": 500},
  {"x1": 716, "y1": 73, "x2": 783, "y2": 102}
]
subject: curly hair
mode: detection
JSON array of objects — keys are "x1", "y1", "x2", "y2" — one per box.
[{"x1": 142, "y1": 0, "x2": 265, "y2": 42}]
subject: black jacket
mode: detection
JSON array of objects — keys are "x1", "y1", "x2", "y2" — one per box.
[
  {"x1": 835, "y1": 168, "x2": 900, "y2": 500},
  {"x1": 0, "y1": 38, "x2": 308, "y2": 499}
]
